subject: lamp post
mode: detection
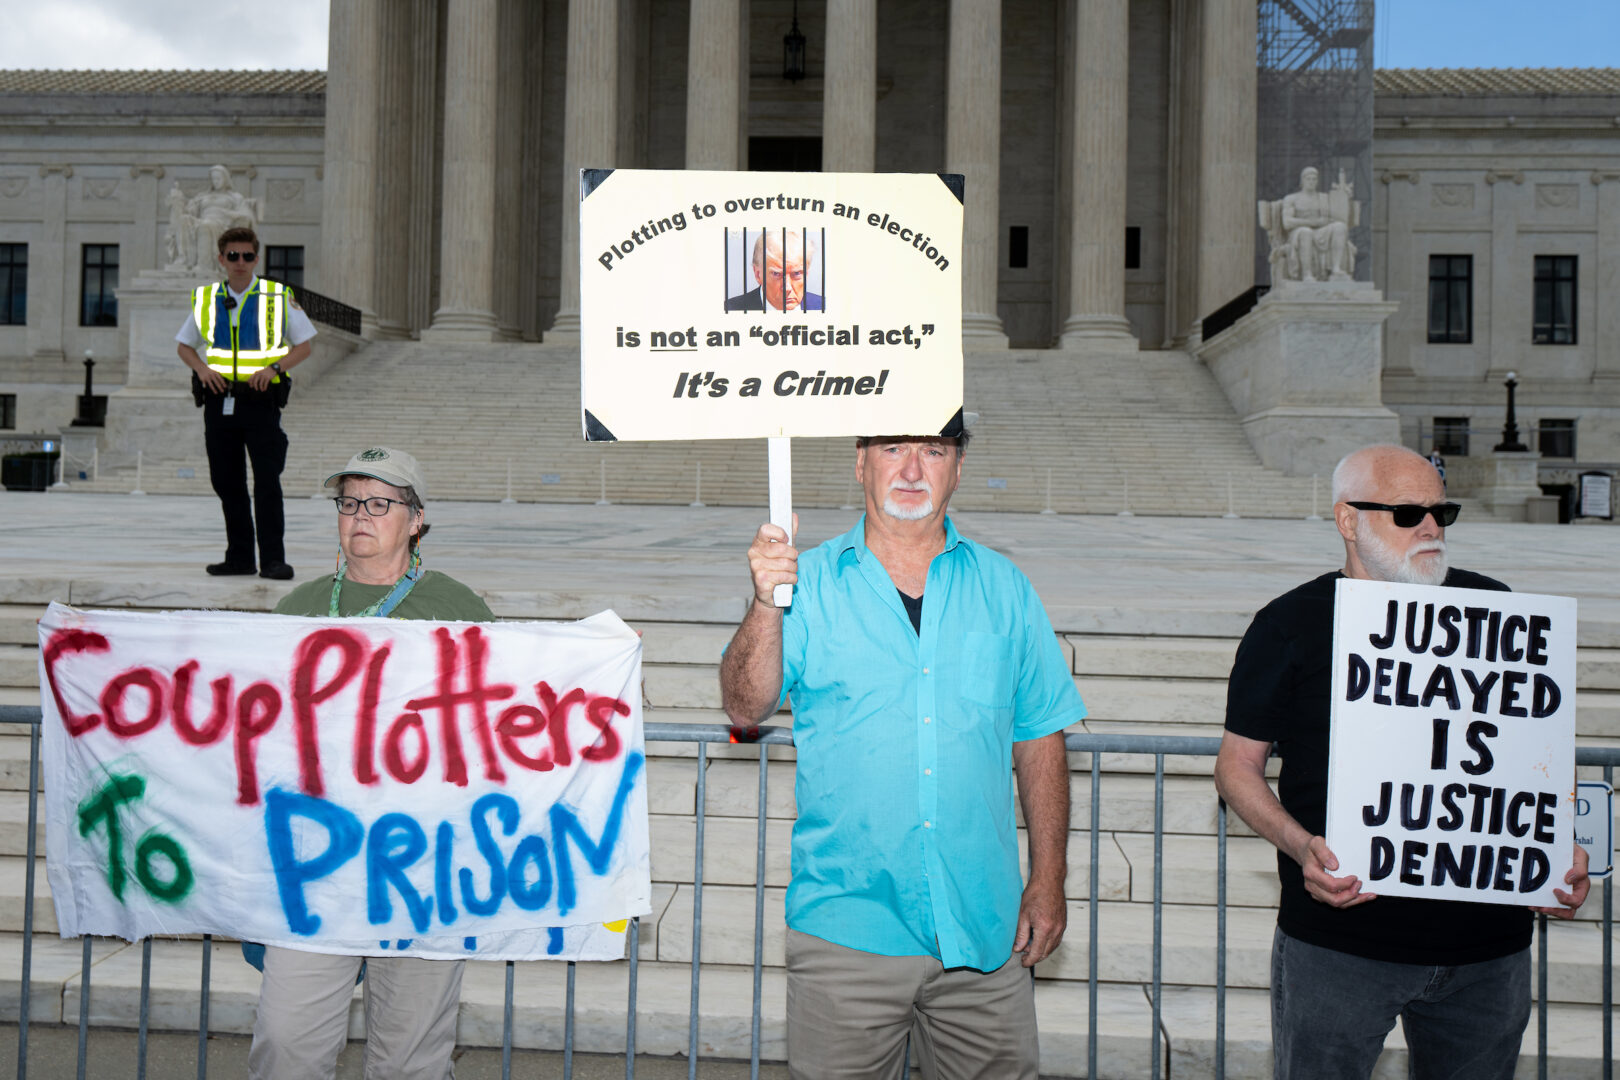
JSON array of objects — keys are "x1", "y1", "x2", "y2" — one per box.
[
  {"x1": 73, "y1": 348, "x2": 102, "y2": 427},
  {"x1": 783, "y1": 0, "x2": 806, "y2": 82},
  {"x1": 1493, "y1": 370, "x2": 1529, "y2": 452}
]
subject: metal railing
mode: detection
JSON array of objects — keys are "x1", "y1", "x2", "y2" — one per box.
[
  {"x1": 261, "y1": 279, "x2": 362, "y2": 336},
  {"x1": 1, "y1": 705, "x2": 1613, "y2": 1080},
  {"x1": 1200, "y1": 285, "x2": 1271, "y2": 343}
]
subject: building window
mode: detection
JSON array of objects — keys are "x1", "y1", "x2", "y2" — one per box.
[
  {"x1": 1533, "y1": 255, "x2": 1576, "y2": 344},
  {"x1": 265, "y1": 245, "x2": 305, "y2": 290},
  {"x1": 1538, "y1": 418, "x2": 1576, "y2": 459},
  {"x1": 0, "y1": 394, "x2": 14, "y2": 430},
  {"x1": 1124, "y1": 226, "x2": 1141, "y2": 270},
  {"x1": 1426, "y1": 255, "x2": 1472, "y2": 343},
  {"x1": 80, "y1": 244, "x2": 118, "y2": 327},
  {"x1": 0, "y1": 244, "x2": 25, "y2": 325},
  {"x1": 1008, "y1": 226, "x2": 1029, "y2": 269},
  {"x1": 1432, "y1": 417, "x2": 1470, "y2": 457}
]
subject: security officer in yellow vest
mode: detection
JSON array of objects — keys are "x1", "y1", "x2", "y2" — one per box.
[{"x1": 175, "y1": 226, "x2": 315, "y2": 580}]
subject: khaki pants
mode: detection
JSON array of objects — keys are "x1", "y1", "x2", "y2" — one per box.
[
  {"x1": 247, "y1": 946, "x2": 463, "y2": 1080},
  {"x1": 785, "y1": 929, "x2": 1039, "y2": 1080}
]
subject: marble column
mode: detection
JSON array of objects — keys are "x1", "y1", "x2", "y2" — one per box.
[
  {"x1": 517, "y1": 5, "x2": 547, "y2": 340},
  {"x1": 494, "y1": 0, "x2": 526, "y2": 338},
  {"x1": 319, "y1": 0, "x2": 381, "y2": 336},
  {"x1": 1378, "y1": 170, "x2": 1419, "y2": 376},
  {"x1": 1059, "y1": 0, "x2": 1134, "y2": 347},
  {"x1": 31, "y1": 165, "x2": 69, "y2": 361},
  {"x1": 685, "y1": 0, "x2": 745, "y2": 170},
  {"x1": 424, "y1": 0, "x2": 501, "y2": 341},
  {"x1": 127, "y1": 165, "x2": 164, "y2": 274},
  {"x1": 548, "y1": 0, "x2": 619, "y2": 341},
  {"x1": 1162, "y1": 0, "x2": 1201, "y2": 347},
  {"x1": 404, "y1": 0, "x2": 439, "y2": 335},
  {"x1": 822, "y1": 0, "x2": 877, "y2": 173},
  {"x1": 1591, "y1": 170, "x2": 1620, "y2": 379},
  {"x1": 946, "y1": 0, "x2": 1008, "y2": 348},
  {"x1": 1193, "y1": 0, "x2": 1256, "y2": 334},
  {"x1": 371, "y1": 0, "x2": 414, "y2": 339},
  {"x1": 1484, "y1": 171, "x2": 1527, "y2": 380}
]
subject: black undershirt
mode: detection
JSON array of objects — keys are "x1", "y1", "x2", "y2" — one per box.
[{"x1": 898, "y1": 589, "x2": 923, "y2": 634}]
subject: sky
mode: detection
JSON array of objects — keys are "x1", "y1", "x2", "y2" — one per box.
[{"x1": 0, "y1": 0, "x2": 1614, "y2": 72}]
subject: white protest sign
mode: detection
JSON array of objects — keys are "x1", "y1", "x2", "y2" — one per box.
[
  {"x1": 579, "y1": 168, "x2": 964, "y2": 442},
  {"x1": 39, "y1": 604, "x2": 650, "y2": 961},
  {"x1": 1326, "y1": 579, "x2": 1577, "y2": 906}
]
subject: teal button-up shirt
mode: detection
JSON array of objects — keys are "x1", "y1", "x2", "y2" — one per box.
[{"x1": 779, "y1": 514, "x2": 1085, "y2": 971}]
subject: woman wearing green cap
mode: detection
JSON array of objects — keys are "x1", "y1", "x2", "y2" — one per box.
[{"x1": 249, "y1": 446, "x2": 491, "y2": 1079}]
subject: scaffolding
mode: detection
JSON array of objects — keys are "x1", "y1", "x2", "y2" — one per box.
[{"x1": 1255, "y1": 0, "x2": 1376, "y2": 284}]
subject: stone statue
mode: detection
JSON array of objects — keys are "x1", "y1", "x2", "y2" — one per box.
[
  {"x1": 162, "y1": 182, "x2": 193, "y2": 270},
  {"x1": 168, "y1": 165, "x2": 261, "y2": 272},
  {"x1": 1259, "y1": 166, "x2": 1359, "y2": 285}
]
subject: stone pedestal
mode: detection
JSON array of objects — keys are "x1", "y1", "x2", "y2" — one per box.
[
  {"x1": 1459, "y1": 450, "x2": 1544, "y2": 522},
  {"x1": 102, "y1": 270, "x2": 210, "y2": 469},
  {"x1": 1193, "y1": 281, "x2": 1400, "y2": 477}
]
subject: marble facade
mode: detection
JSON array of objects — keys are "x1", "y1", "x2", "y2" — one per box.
[
  {"x1": 0, "y1": 14, "x2": 1616, "y2": 476},
  {"x1": 1373, "y1": 69, "x2": 1620, "y2": 466}
]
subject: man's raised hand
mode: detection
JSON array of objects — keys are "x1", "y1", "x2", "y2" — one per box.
[{"x1": 747, "y1": 514, "x2": 799, "y2": 607}]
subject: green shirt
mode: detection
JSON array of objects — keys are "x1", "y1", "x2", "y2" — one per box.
[{"x1": 273, "y1": 569, "x2": 495, "y2": 622}]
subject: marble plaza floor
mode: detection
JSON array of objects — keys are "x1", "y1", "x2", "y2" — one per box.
[{"x1": 2, "y1": 489, "x2": 1618, "y2": 633}]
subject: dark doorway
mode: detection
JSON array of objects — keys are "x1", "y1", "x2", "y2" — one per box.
[{"x1": 749, "y1": 137, "x2": 822, "y2": 172}]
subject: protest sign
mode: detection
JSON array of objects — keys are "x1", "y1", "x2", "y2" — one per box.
[
  {"x1": 579, "y1": 168, "x2": 964, "y2": 442},
  {"x1": 1326, "y1": 579, "x2": 1577, "y2": 906},
  {"x1": 39, "y1": 603, "x2": 649, "y2": 961}
]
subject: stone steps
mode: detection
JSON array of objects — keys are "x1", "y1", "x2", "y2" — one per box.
[
  {"x1": 4, "y1": 933, "x2": 1611, "y2": 1078},
  {"x1": 66, "y1": 341, "x2": 1331, "y2": 516},
  {"x1": 2, "y1": 933, "x2": 1167, "y2": 1076}
]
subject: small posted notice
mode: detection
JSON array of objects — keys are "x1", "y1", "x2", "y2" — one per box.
[{"x1": 1325, "y1": 578, "x2": 1577, "y2": 906}]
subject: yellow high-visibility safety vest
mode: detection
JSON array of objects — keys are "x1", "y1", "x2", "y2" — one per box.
[{"x1": 190, "y1": 279, "x2": 293, "y2": 381}]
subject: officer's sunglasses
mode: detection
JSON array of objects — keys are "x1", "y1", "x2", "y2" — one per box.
[
  {"x1": 1346, "y1": 501, "x2": 1460, "y2": 528},
  {"x1": 223, "y1": 250, "x2": 258, "y2": 262}
]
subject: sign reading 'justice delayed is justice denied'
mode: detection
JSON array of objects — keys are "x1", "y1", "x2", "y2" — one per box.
[
  {"x1": 579, "y1": 168, "x2": 965, "y2": 442},
  {"x1": 1326, "y1": 579, "x2": 1577, "y2": 907}
]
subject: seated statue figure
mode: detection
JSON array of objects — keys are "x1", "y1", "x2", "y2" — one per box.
[
  {"x1": 1258, "y1": 166, "x2": 1358, "y2": 285},
  {"x1": 186, "y1": 165, "x2": 261, "y2": 271}
]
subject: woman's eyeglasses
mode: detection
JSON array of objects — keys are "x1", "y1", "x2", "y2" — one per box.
[{"x1": 333, "y1": 495, "x2": 407, "y2": 517}]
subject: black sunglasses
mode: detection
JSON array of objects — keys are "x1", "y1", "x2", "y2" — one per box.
[
  {"x1": 1347, "y1": 501, "x2": 1460, "y2": 528},
  {"x1": 223, "y1": 250, "x2": 257, "y2": 262}
]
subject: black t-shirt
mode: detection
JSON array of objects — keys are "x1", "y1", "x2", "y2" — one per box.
[{"x1": 1225, "y1": 568, "x2": 1532, "y2": 965}]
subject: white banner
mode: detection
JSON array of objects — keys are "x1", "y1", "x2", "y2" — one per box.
[
  {"x1": 1326, "y1": 579, "x2": 1577, "y2": 905},
  {"x1": 579, "y1": 168, "x2": 965, "y2": 442},
  {"x1": 38, "y1": 603, "x2": 650, "y2": 961}
]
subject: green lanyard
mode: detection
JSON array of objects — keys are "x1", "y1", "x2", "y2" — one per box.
[{"x1": 329, "y1": 550, "x2": 423, "y2": 618}]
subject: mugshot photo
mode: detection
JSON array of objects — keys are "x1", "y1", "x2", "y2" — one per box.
[{"x1": 725, "y1": 227, "x2": 825, "y2": 313}]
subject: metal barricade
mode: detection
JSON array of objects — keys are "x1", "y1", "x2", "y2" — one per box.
[{"x1": 1, "y1": 705, "x2": 1613, "y2": 1080}]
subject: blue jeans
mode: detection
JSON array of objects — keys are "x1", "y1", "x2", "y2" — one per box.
[{"x1": 1271, "y1": 927, "x2": 1530, "y2": 1080}]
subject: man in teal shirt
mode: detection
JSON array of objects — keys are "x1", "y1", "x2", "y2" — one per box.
[{"x1": 720, "y1": 431, "x2": 1083, "y2": 1079}]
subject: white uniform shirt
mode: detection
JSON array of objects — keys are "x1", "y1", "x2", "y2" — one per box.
[{"x1": 174, "y1": 277, "x2": 318, "y2": 349}]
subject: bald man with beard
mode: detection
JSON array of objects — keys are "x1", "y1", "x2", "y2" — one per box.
[{"x1": 1214, "y1": 444, "x2": 1589, "y2": 1080}]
